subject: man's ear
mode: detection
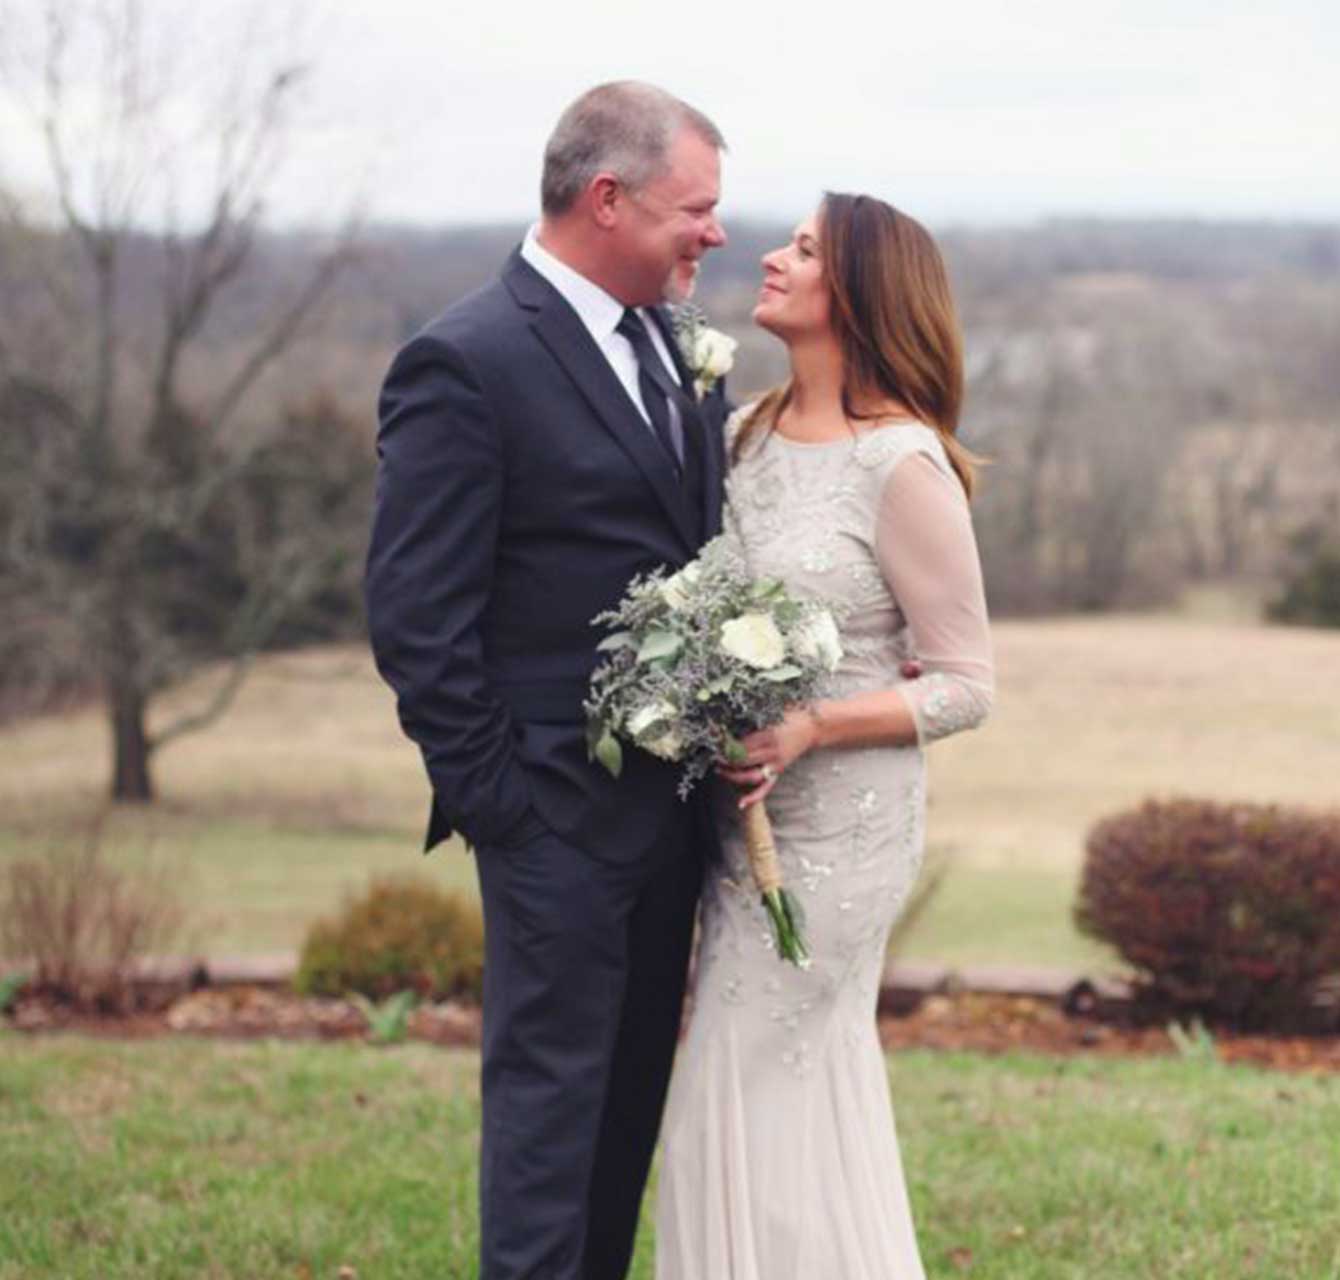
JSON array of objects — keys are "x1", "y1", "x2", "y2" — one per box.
[{"x1": 589, "y1": 173, "x2": 621, "y2": 230}]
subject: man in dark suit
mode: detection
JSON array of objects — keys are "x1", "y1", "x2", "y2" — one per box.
[{"x1": 366, "y1": 82, "x2": 729, "y2": 1279}]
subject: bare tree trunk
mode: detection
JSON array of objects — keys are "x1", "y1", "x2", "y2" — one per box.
[
  {"x1": 104, "y1": 589, "x2": 154, "y2": 798},
  {"x1": 107, "y1": 659, "x2": 154, "y2": 802}
]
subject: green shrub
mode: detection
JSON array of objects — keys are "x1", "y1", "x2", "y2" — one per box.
[
  {"x1": 1267, "y1": 528, "x2": 1340, "y2": 627},
  {"x1": 1075, "y1": 797, "x2": 1340, "y2": 1029},
  {"x1": 295, "y1": 874, "x2": 484, "y2": 1003}
]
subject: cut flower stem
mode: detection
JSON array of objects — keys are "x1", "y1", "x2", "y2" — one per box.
[{"x1": 743, "y1": 802, "x2": 810, "y2": 968}]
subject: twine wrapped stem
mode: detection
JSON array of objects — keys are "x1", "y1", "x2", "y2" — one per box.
[{"x1": 742, "y1": 801, "x2": 809, "y2": 968}]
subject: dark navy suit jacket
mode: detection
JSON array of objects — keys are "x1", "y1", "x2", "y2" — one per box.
[{"x1": 366, "y1": 250, "x2": 728, "y2": 862}]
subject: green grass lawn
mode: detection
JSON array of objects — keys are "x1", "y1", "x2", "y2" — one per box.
[
  {"x1": 898, "y1": 859, "x2": 1115, "y2": 972},
  {"x1": 4, "y1": 1034, "x2": 1339, "y2": 1278}
]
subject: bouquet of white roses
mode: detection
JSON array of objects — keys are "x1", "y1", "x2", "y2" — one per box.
[{"x1": 585, "y1": 535, "x2": 843, "y2": 967}]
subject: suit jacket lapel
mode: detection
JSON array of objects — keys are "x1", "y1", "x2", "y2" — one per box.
[
  {"x1": 506, "y1": 254, "x2": 696, "y2": 553},
  {"x1": 650, "y1": 305, "x2": 725, "y2": 540}
]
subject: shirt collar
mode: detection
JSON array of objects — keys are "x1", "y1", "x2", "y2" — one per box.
[{"x1": 521, "y1": 225, "x2": 626, "y2": 342}]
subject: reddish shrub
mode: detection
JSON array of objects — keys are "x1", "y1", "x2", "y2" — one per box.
[{"x1": 1075, "y1": 797, "x2": 1340, "y2": 1029}]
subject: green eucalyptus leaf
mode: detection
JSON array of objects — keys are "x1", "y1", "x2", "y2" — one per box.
[
  {"x1": 748, "y1": 578, "x2": 786, "y2": 603},
  {"x1": 759, "y1": 663, "x2": 803, "y2": 682},
  {"x1": 595, "y1": 728, "x2": 623, "y2": 778},
  {"x1": 596, "y1": 630, "x2": 636, "y2": 653},
  {"x1": 695, "y1": 674, "x2": 734, "y2": 700},
  {"x1": 637, "y1": 629, "x2": 683, "y2": 663}
]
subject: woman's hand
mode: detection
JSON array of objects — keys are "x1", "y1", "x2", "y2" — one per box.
[
  {"x1": 716, "y1": 664, "x2": 923, "y2": 808},
  {"x1": 717, "y1": 707, "x2": 820, "y2": 809}
]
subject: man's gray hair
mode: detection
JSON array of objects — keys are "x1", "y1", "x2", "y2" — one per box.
[{"x1": 541, "y1": 81, "x2": 725, "y2": 217}]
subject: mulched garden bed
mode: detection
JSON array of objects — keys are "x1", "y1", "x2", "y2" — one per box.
[
  {"x1": 6, "y1": 985, "x2": 482, "y2": 1046},
  {"x1": 876, "y1": 991, "x2": 1340, "y2": 1074},
  {"x1": 8, "y1": 985, "x2": 1340, "y2": 1074}
]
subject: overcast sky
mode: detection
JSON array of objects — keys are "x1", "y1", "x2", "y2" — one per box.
[{"x1": 3, "y1": 0, "x2": 1338, "y2": 229}]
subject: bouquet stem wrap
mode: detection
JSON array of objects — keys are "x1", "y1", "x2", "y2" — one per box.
[{"x1": 742, "y1": 801, "x2": 809, "y2": 968}]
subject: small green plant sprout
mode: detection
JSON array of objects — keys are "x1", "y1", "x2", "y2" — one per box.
[
  {"x1": 351, "y1": 989, "x2": 418, "y2": 1046},
  {"x1": 1167, "y1": 1016, "x2": 1218, "y2": 1065},
  {"x1": 0, "y1": 971, "x2": 26, "y2": 1015}
]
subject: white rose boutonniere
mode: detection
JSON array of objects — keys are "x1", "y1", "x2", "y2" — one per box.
[{"x1": 672, "y1": 303, "x2": 737, "y2": 399}]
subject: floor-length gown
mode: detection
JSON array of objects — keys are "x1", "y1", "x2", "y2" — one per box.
[{"x1": 655, "y1": 414, "x2": 995, "y2": 1279}]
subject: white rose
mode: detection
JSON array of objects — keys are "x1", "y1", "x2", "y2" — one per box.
[
  {"x1": 719, "y1": 613, "x2": 786, "y2": 669},
  {"x1": 626, "y1": 698, "x2": 677, "y2": 739},
  {"x1": 625, "y1": 698, "x2": 683, "y2": 761},
  {"x1": 641, "y1": 727, "x2": 684, "y2": 761},
  {"x1": 790, "y1": 610, "x2": 844, "y2": 673},
  {"x1": 659, "y1": 561, "x2": 701, "y2": 612},
  {"x1": 694, "y1": 327, "x2": 737, "y2": 379}
]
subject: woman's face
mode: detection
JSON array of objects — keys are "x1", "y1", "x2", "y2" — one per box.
[{"x1": 753, "y1": 211, "x2": 830, "y2": 340}]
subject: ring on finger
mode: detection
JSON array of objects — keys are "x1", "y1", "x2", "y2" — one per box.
[{"x1": 760, "y1": 763, "x2": 776, "y2": 782}]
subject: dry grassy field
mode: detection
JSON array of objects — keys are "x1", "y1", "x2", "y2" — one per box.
[
  {"x1": 914, "y1": 611, "x2": 1339, "y2": 967},
  {"x1": 1, "y1": 613, "x2": 1336, "y2": 970}
]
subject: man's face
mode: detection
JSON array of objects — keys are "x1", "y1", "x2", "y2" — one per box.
[{"x1": 613, "y1": 129, "x2": 726, "y2": 305}]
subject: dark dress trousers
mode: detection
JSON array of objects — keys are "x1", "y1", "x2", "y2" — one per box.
[{"x1": 366, "y1": 249, "x2": 727, "y2": 1279}]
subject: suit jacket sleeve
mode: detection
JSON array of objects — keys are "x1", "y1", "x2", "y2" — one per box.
[{"x1": 365, "y1": 333, "x2": 532, "y2": 847}]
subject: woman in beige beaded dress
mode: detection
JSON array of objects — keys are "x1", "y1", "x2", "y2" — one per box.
[{"x1": 655, "y1": 193, "x2": 994, "y2": 1279}]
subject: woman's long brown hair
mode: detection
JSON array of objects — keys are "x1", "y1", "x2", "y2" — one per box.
[{"x1": 733, "y1": 192, "x2": 978, "y2": 498}]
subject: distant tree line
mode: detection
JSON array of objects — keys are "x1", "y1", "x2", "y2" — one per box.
[{"x1": 2, "y1": 1, "x2": 1337, "y2": 805}]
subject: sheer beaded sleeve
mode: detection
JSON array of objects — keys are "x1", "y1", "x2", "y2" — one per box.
[{"x1": 875, "y1": 449, "x2": 994, "y2": 744}]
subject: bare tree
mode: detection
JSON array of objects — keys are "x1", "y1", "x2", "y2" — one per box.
[{"x1": 0, "y1": 0, "x2": 363, "y2": 800}]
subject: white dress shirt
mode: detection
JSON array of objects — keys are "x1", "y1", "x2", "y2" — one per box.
[{"x1": 520, "y1": 227, "x2": 683, "y2": 440}]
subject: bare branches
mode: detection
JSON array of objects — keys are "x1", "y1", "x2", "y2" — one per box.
[
  {"x1": 149, "y1": 653, "x2": 257, "y2": 751},
  {"x1": 0, "y1": 0, "x2": 363, "y2": 799},
  {"x1": 206, "y1": 232, "x2": 358, "y2": 436}
]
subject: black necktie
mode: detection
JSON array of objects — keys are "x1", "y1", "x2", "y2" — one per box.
[{"x1": 616, "y1": 308, "x2": 685, "y2": 471}]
